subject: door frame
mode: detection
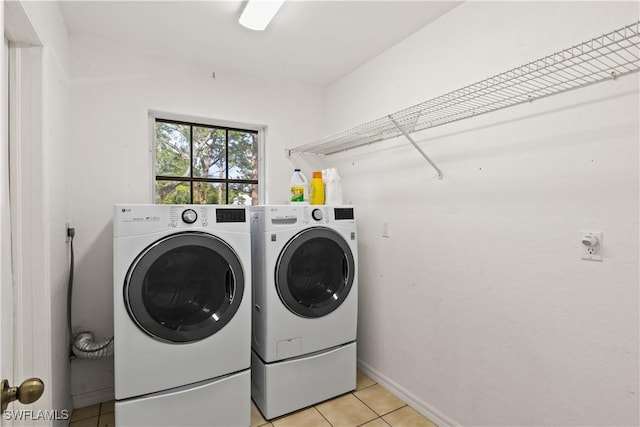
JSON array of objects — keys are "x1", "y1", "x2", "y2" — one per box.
[
  {"x1": 1, "y1": 22, "x2": 15, "y2": 427},
  {"x1": 3, "y1": 1, "x2": 51, "y2": 424}
]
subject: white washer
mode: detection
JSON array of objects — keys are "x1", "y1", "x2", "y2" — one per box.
[
  {"x1": 113, "y1": 204, "x2": 251, "y2": 427},
  {"x1": 250, "y1": 205, "x2": 358, "y2": 419}
]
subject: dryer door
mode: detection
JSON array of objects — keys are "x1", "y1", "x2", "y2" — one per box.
[
  {"x1": 275, "y1": 227, "x2": 355, "y2": 318},
  {"x1": 124, "y1": 232, "x2": 244, "y2": 343}
]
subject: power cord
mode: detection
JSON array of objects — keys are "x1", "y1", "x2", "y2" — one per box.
[
  {"x1": 66, "y1": 226, "x2": 75, "y2": 345},
  {"x1": 66, "y1": 226, "x2": 114, "y2": 359}
]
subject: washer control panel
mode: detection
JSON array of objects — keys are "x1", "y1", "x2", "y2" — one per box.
[
  {"x1": 181, "y1": 208, "x2": 198, "y2": 224},
  {"x1": 311, "y1": 208, "x2": 323, "y2": 221},
  {"x1": 303, "y1": 206, "x2": 329, "y2": 224},
  {"x1": 168, "y1": 206, "x2": 209, "y2": 228},
  {"x1": 113, "y1": 205, "x2": 249, "y2": 237}
]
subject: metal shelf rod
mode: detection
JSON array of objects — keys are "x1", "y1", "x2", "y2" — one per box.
[{"x1": 389, "y1": 116, "x2": 444, "y2": 180}]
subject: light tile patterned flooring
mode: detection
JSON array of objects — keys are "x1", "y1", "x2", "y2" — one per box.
[
  {"x1": 69, "y1": 399, "x2": 114, "y2": 427},
  {"x1": 70, "y1": 371, "x2": 436, "y2": 427},
  {"x1": 253, "y1": 371, "x2": 436, "y2": 427}
]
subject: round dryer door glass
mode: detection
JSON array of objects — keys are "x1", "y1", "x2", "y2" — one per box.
[
  {"x1": 276, "y1": 227, "x2": 355, "y2": 318},
  {"x1": 124, "y1": 232, "x2": 244, "y2": 343}
]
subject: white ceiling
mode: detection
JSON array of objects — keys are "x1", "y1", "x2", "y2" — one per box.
[{"x1": 58, "y1": 0, "x2": 462, "y2": 86}]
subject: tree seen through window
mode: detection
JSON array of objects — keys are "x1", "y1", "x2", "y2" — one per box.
[{"x1": 154, "y1": 119, "x2": 258, "y2": 205}]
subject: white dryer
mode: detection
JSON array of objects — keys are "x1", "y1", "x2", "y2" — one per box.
[
  {"x1": 250, "y1": 205, "x2": 358, "y2": 419},
  {"x1": 113, "y1": 204, "x2": 251, "y2": 427}
]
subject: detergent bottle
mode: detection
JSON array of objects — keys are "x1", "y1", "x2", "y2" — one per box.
[
  {"x1": 309, "y1": 171, "x2": 325, "y2": 205},
  {"x1": 289, "y1": 169, "x2": 308, "y2": 203}
]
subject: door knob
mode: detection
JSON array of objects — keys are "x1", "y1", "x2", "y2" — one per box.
[{"x1": 1, "y1": 378, "x2": 45, "y2": 411}]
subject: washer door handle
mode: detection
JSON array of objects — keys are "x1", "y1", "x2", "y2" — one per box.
[
  {"x1": 225, "y1": 269, "x2": 235, "y2": 300},
  {"x1": 342, "y1": 255, "x2": 349, "y2": 284}
]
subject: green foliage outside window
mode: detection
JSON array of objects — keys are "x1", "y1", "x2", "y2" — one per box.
[{"x1": 154, "y1": 120, "x2": 258, "y2": 205}]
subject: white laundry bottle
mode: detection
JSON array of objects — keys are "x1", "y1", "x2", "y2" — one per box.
[
  {"x1": 289, "y1": 169, "x2": 308, "y2": 204},
  {"x1": 323, "y1": 168, "x2": 344, "y2": 205}
]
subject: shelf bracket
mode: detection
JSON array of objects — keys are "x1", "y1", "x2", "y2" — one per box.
[{"x1": 389, "y1": 116, "x2": 444, "y2": 180}]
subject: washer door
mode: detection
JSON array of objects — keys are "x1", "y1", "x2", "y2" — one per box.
[
  {"x1": 124, "y1": 232, "x2": 244, "y2": 343},
  {"x1": 275, "y1": 227, "x2": 355, "y2": 318}
]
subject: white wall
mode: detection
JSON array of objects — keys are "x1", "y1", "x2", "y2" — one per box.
[
  {"x1": 67, "y1": 34, "x2": 323, "y2": 404},
  {"x1": 10, "y1": 1, "x2": 73, "y2": 423},
  {"x1": 309, "y1": 2, "x2": 639, "y2": 425},
  {"x1": 65, "y1": 3, "x2": 640, "y2": 423}
]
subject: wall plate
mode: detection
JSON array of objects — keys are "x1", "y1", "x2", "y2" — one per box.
[{"x1": 581, "y1": 231, "x2": 603, "y2": 261}]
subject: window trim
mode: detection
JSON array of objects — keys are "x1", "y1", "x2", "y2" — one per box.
[{"x1": 149, "y1": 110, "x2": 266, "y2": 205}]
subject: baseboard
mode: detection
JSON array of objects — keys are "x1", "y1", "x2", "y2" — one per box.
[
  {"x1": 357, "y1": 360, "x2": 460, "y2": 427},
  {"x1": 72, "y1": 387, "x2": 115, "y2": 409}
]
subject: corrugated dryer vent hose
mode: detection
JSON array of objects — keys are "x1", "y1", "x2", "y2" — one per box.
[{"x1": 72, "y1": 332, "x2": 114, "y2": 359}]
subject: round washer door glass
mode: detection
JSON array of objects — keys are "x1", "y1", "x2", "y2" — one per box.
[
  {"x1": 124, "y1": 232, "x2": 244, "y2": 343},
  {"x1": 276, "y1": 227, "x2": 355, "y2": 318}
]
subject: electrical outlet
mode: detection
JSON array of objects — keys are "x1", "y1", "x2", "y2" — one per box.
[
  {"x1": 581, "y1": 231, "x2": 602, "y2": 261},
  {"x1": 66, "y1": 223, "x2": 76, "y2": 243}
]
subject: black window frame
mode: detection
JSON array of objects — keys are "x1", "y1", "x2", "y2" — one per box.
[{"x1": 154, "y1": 118, "x2": 259, "y2": 205}]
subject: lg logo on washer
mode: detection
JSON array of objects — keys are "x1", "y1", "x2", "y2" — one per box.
[{"x1": 118, "y1": 206, "x2": 161, "y2": 222}]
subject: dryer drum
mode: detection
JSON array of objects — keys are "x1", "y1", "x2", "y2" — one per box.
[
  {"x1": 124, "y1": 231, "x2": 244, "y2": 343},
  {"x1": 275, "y1": 227, "x2": 355, "y2": 318}
]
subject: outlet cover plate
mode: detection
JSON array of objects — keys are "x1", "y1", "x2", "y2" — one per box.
[{"x1": 581, "y1": 231, "x2": 603, "y2": 261}]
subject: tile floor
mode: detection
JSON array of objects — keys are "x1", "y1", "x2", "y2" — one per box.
[
  {"x1": 69, "y1": 371, "x2": 436, "y2": 427},
  {"x1": 69, "y1": 399, "x2": 114, "y2": 427},
  {"x1": 252, "y1": 371, "x2": 436, "y2": 427}
]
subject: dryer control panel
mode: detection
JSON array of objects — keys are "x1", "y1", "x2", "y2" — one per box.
[
  {"x1": 255, "y1": 205, "x2": 356, "y2": 232},
  {"x1": 303, "y1": 206, "x2": 354, "y2": 223},
  {"x1": 334, "y1": 207, "x2": 354, "y2": 220}
]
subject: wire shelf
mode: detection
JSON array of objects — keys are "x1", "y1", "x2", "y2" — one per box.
[{"x1": 288, "y1": 21, "x2": 640, "y2": 157}]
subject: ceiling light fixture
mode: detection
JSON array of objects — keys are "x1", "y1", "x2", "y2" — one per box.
[{"x1": 239, "y1": 0, "x2": 285, "y2": 31}]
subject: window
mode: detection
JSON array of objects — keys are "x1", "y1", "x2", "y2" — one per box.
[{"x1": 154, "y1": 118, "x2": 259, "y2": 205}]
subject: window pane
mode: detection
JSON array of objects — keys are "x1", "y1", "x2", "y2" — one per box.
[
  {"x1": 156, "y1": 181, "x2": 190, "y2": 204},
  {"x1": 193, "y1": 182, "x2": 225, "y2": 204},
  {"x1": 193, "y1": 126, "x2": 226, "y2": 179},
  {"x1": 228, "y1": 183, "x2": 257, "y2": 206},
  {"x1": 155, "y1": 122, "x2": 190, "y2": 177},
  {"x1": 228, "y1": 131, "x2": 258, "y2": 180},
  {"x1": 154, "y1": 119, "x2": 260, "y2": 206}
]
